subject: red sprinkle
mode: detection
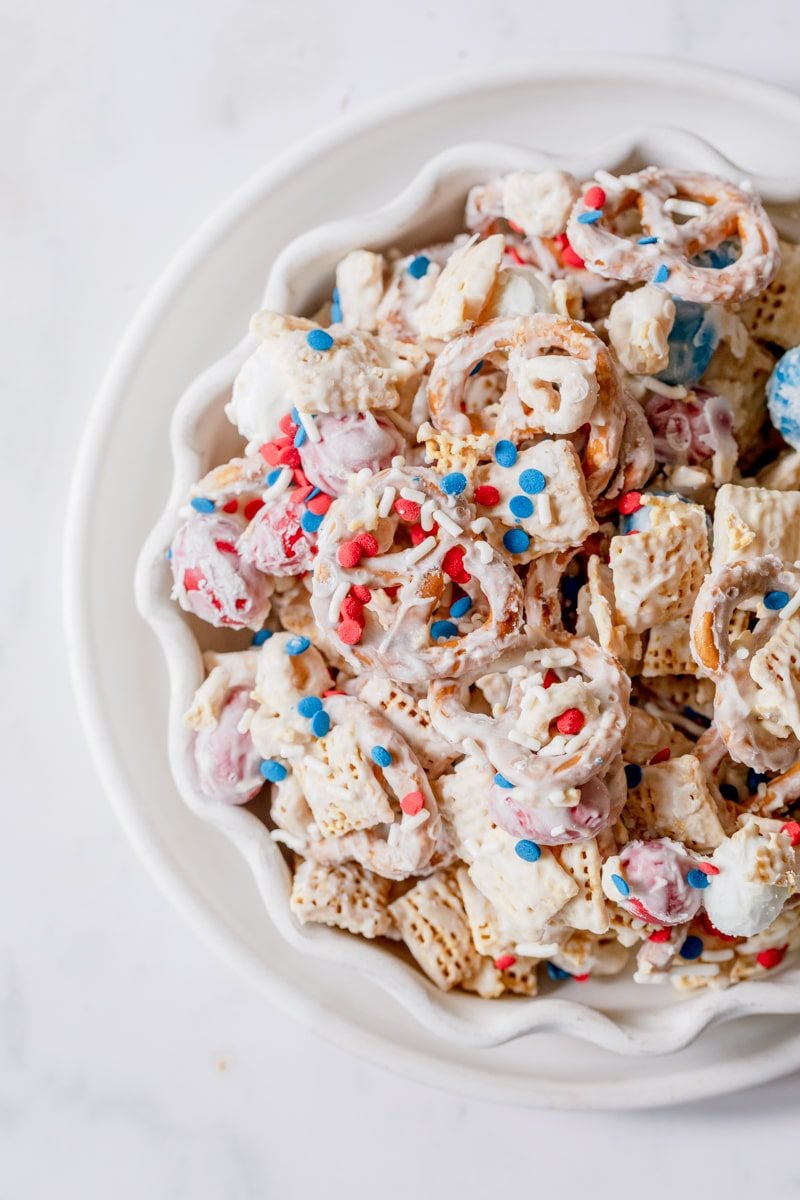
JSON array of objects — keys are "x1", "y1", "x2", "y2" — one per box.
[
  {"x1": 781, "y1": 820, "x2": 800, "y2": 846},
  {"x1": 494, "y1": 954, "x2": 517, "y2": 972},
  {"x1": 400, "y1": 791, "x2": 425, "y2": 816},
  {"x1": 243, "y1": 498, "x2": 265, "y2": 522},
  {"x1": 553, "y1": 234, "x2": 569, "y2": 249},
  {"x1": 649, "y1": 747, "x2": 672, "y2": 765},
  {"x1": 474, "y1": 484, "x2": 500, "y2": 507},
  {"x1": 394, "y1": 497, "x2": 421, "y2": 522},
  {"x1": 214, "y1": 540, "x2": 237, "y2": 555},
  {"x1": 505, "y1": 243, "x2": 526, "y2": 266},
  {"x1": 337, "y1": 540, "x2": 363, "y2": 568},
  {"x1": 340, "y1": 595, "x2": 365, "y2": 622},
  {"x1": 183, "y1": 567, "x2": 205, "y2": 591},
  {"x1": 561, "y1": 244, "x2": 585, "y2": 269},
  {"x1": 222, "y1": 499, "x2": 239, "y2": 514},
  {"x1": 355, "y1": 532, "x2": 379, "y2": 556},
  {"x1": 293, "y1": 468, "x2": 310, "y2": 488},
  {"x1": 307, "y1": 492, "x2": 332, "y2": 516},
  {"x1": 583, "y1": 185, "x2": 606, "y2": 209},
  {"x1": 507, "y1": 220, "x2": 524, "y2": 235},
  {"x1": 756, "y1": 945, "x2": 788, "y2": 970},
  {"x1": 322, "y1": 688, "x2": 346, "y2": 697},
  {"x1": 648, "y1": 929, "x2": 672, "y2": 943},
  {"x1": 279, "y1": 413, "x2": 299, "y2": 437},
  {"x1": 697, "y1": 861, "x2": 720, "y2": 876},
  {"x1": 259, "y1": 439, "x2": 289, "y2": 466},
  {"x1": 277, "y1": 446, "x2": 301, "y2": 469},
  {"x1": 555, "y1": 708, "x2": 585, "y2": 736},
  {"x1": 573, "y1": 974, "x2": 590, "y2": 983},
  {"x1": 383, "y1": 585, "x2": 400, "y2": 599},
  {"x1": 338, "y1": 619, "x2": 363, "y2": 645},
  {"x1": 350, "y1": 585, "x2": 372, "y2": 604},
  {"x1": 542, "y1": 669, "x2": 559, "y2": 689},
  {"x1": 618, "y1": 491, "x2": 643, "y2": 515}
]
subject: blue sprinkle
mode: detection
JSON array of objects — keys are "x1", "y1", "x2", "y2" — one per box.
[
  {"x1": 301, "y1": 510, "x2": 324, "y2": 533},
  {"x1": 637, "y1": 236, "x2": 659, "y2": 245},
  {"x1": 371, "y1": 745, "x2": 392, "y2": 768},
  {"x1": 719, "y1": 782, "x2": 740, "y2": 803},
  {"x1": 653, "y1": 264, "x2": 670, "y2": 285},
  {"x1": 266, "y1": 468, "x2": 282, "y2": 485},
  {"x1": 577, "y1": 209, "x2": 602, "y2": 224},
  {"x1": 611, "y1": 873, "x2": 630, "y2": 897},
  {"x1": 330, "y1": 303, "x2": 342, "y2": 323},
  {"x1": 431, "y1": 619, "x2": 458, "y2": 640},
  {"x1": 680, "y1": 935, "x2": 704, "y2": 961},
  {"x1": 306, "y1": 329, "x2": 334, "y2": 352},
  {"x1": 687, "y1": 868, "x2": 711, "y2": 890},
  {"x1": 450, "y1": 596, "x2": 472, "y2": 619},
  {"x1": 260, "y1": 759, "x2": 287, "y2": 783},
  {"x1": 440, "y1": 471, "x2": 467, "y2": 495},
  {"x1": 518, "y1": 468, "x2": 546, "y2": 495},
  {"x1": 408, "y1": 255, "x2": 430, "y2": 279},
  {"x1": 469, "y1": 359, "x2": 485, "y2": 377},
  {"x1": 294, "y1": 425, "x2": 307, "y2": 448},
  {"x1": 624, "y1": 763, "x2": 643, "y2": 789},
  {"x1": 747, "y1": 768, "x2": 769, "y2": 795},
  {"x1": 509, "y1": 495, "x2": 534, "y2": 519},
  {"x1": 683, "y1": 705, "x2": 711, "y2": 728},
  {"x1": 252, "y1": 629, "x2": 273, "y2": 646},
  {"x1": 307, "y1": 487, "x2": 321, "y2": 502},
  {"x1": 291, "y1": 407, "x2": 301, "y2": 425},
  {"x1": 286, "y1": 636, "x2": 311, "y2": 656},
  {"x1": 165, "y1": 547, "x2": 173, "y2": 560},
  {"x1": 503, "y1": 528, "x2": 530, "y2": 555},
  {"x1": 546, "y1": 962, "x2": 572, "y2": 981},
  {"x1": 764, "y1": 590, "x2": 790, "y2": 611},
  {"x1": 332, "y1": 287, "x2": 340, "y2": 304},
  {"x1": 190, "y1": 497, "x2": 215, "y2": 513},
  {"x1": 297, "y1": 696, "x2": 323, "y2": 718},
  {"x1": 515, "y1": 839, "x2": 541, "y2": 863},
  {"x1": 495, "y1": 439, "x2": 518, "y2": 468},
  {"x1": 494, "y1": 774, "x2": 514, "y2": 789},
  {"x1": 311, "y1": 710, "x2": 331, "y2": 738}
]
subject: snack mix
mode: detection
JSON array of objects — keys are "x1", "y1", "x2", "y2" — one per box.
[{"x1": 171, "y1": 164, "x2": 800, "y2": 998}]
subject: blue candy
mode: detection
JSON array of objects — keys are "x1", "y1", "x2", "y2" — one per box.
[
  {"x1": 764, "y1": 590, "x2": 790, "y2": 611},
  {"x1": 624, "y1": 763, "x2": 643, "y2": 789},
  {"x1": 546, "y1": 962, "x2": 572, "y2": 981},
  {"x1": 440, "y1": 472, "x2": 467, "y2": 495},
  {"x1": 503, "y1": 528, "x2": 530, "y2": 555},
  {"x1": 611, "y1": 873, "x2": 630, "y2": 897},
  {"x1": 767, "y1": 346, "x2": 800, "y2": 450},
  {"x1": 449, "y1": 596, "x2": 472, "y2": 618},
  {"x1": 301, "y1": 510, "x2": 324, "y2": 533},
  {"x1": 679, "y1": 936, "x2": 704, "y2": 961},
  {"x1": 408, "y1": 255, "x2": 430, "y2": 279},
  {"x1": 297, "y1": 696, "x2": 323, "y2": 717},
  {"x1": 311, "y1": 710, "x2": 331, "y2": 738},
  {"x1": 495, "y1": 439, "x2": 518, "y2": 467},
  {"x1": 306, "y1": 329, "x2": 334, "y2": 352},
  {"x1": 653, "y1": 264, "x2": 670, "y2": 285},
  {"x1": 509, "y1": 495, "x2": 534, "y2": 519},
  {"x1": 190, "y1": 497, "x2": 215, "y2": 513},
  {"x1": 431, "y1": 619, "x2": 458, "y2": 640},
  {"x1": 285, "y1": 636, "x2": 310, "y2": 656},
  {"x1": 260, "y1": 759, "x2": 287, "y2": 783},
  {"x1": 514, "y1": 839, "x2": 541, "y2": 863},
  {"x1": 690, "y1": 238, "x2": 740, "y2": 270},
  {"x1": 252, "y1": 629, "x2": 273, "y2": 646},
  {"x1": 371, "y1": 745, "x2": 392, "y2": 768},
  {"x1": 494, "y1": 773, "x2": 514, "y2": 789},
  {"x1": 687, "y1": 868, "x2": 711, "y2": 890},
  {"x1": 518, "y1": 468, "x2": 546, "y2": 495},
  {"x1": 657, "y1": 300, "x2": 720, "y2": 388}
]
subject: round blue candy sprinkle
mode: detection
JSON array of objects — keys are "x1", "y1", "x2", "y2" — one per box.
[
  {"x1": 719, "y1": 782, "x2": 740, "y2": 803},
  {"x1": 301, "y1": 510, "x2": 324, "y2": 533},
  {"x1": 252, "y1": 629, "x2": 273, "y2": 646},
  {"x1": 266, "y1": 468, "x2": 282, "y2": 485},
  {"x1": 371, "y1": 745, "x2": 392, "y2": 768},
  {"x1": 687, "y1": 868, "x2": 711, "y2": 890},
  {"x1": 469, "y1": 359, "x2": 485, "y2": 377},
  {"x1": 519, "y1": 468, "x2": 546, "y2": 495},
  {"x1": 332, "y1": 287, "x2": 340, "y2": 304},
  {"x1": 653, "y1": 264, "x2": 671, "y2": 284},
  {"x1": 611, "y1": 873, "x2": 630, "y2": 897},
  {"x1": 450, "y1": 596, "x2": 472, "y2": 619},
  {"x1": 747, "y1": 768, "x2": 768, "y2": 794},
  {"x1": 764, "y1": 590, "x2": 790, "y2": 611},
  {"x1": 293, "y1": 425, "x2": 307, "y2": 448},
  {"x1": 306, "y1": 329, "x2": 334, "y2": 352},
  {"x1": 577, "y1": 209, "x2": 602, "y2": 224},
  {"x1": 311, "y1": 710, "x2": 331, "y2": 738},
  {"x1": 431, "y1": 619, "x2": 458, "y2": 640},
  {"x1": 165, "y1": 547, "x2": 173, "y2": 560},
  {"x1": 546, "y1": 962, "x2": 572, "y2": 981},
  {"x1": 637, "y1": 236, "x2": 659, "y2": 245},
  {"x1": 509, "y1": 495, "x2": 534, "y2": 519},
  {"x1": 503, "y1": 528, "x2": 530, "y2": 555},
  {"x1": 494, "y1": 773, "x2": 514, "y2": 789},
  {"x1": 680, "y1": 935, "x2": 704, "y2": 960},
  {"x1": 495, "y1": 439, "x2": 518, "y2": 467},
  {"x1": 330, "y1": 303, "x2": 342, "y2": 323},
  {"x1": 285, "y1": 636, "x2": 311, "y2": 656},
  {"x1": 515, "y1": 839, "x2": 541, "y2": 863},
  {"x1": 440, "y1": 471, "x2": 467, "y2": 495},
  {"x1": 408, "y1": 255, "x2": 430, "y2": 279},
  {"x1": 190, "y1": 497, "x2": 215, "y2": 513},
  {"x1": 297, "y1": 696, "x2": 323, "y2": 718},
  {"x1": 260, "y1": 759, "x2": 287, "y2": 783},
  {"x1": 624, "y1": 763, "x2": 643, "y2": 789}
]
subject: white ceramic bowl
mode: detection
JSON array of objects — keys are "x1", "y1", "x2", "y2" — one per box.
[{"x1": 135, "y1": 128, "x2": 800, "y2": 1054}]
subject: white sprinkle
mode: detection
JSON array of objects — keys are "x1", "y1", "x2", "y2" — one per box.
[
  {"x1": 476, "y1": 541, "x2": 494, "y2": 564},
  {"x1": 402, "y1": 807, "x2": 430, "y2": 832},
  {"x1": 550, "y1": 824, "x2": 566, "y2": 837},
  {"x1": 664, "y1": 196, "x2": 709, "y2": 218},
  {"x1": 509, "y1": 729, "x2": 536, "y2": 749},
  {"x1": 270, "y1": 830, "x2": 306, "y2": 852},
  {"x1": 640, "y1": 376, "x2": 688, "y2": 399},
  {"x1": 298, "y1": 409, "x2": 321, "y2": 443},
  {"x1": 387, "y1": 823, "x2": 401, "y2": 847},
  {"x1": 462, "y1": 736, "x2": 487, "y2": 764},
  {"x1": 420, "y1": 499, "x2": 436, "y2": 531},
  {"x1": 378, "y1": 486, "x2": 396, "y2": 518},
  {"x1": 301, "y1": 756, "x2": 328, "y2": 776},
  {"x1": 471, "y1": 517, "x2": 492, "y2": 534},
  {"x1": 417, "y1": 697, "x2": 430, "y2": 712},
  {"x1": 328, "y1": 580, "x2": 349, "y2": 623},
  {"x1": 780, "y1": 587, "x2": 800, "y2": 621},
  {"x1": 594, "y1": 169, "x2": 624, "y2": 193},
  {"x1": 401, "y1": 486, "x2": 425, "y2": 503},
  {"x1": 700, "y1": 948, "x2": 735, "y2": 963},
  {"x1": 433, "y1": 507, "x2": 461, "y2": 537},
  {"x1": 735, "y1": 646, "x2": 750, "y2": 660},
  {"x1": 355, "y1": 467, "x2": 373, "y2": 487},
  {"x1": 263, "y1": 466, "x2": 293, "y2": 500},
  {"x1": 391, "y1": 455, "x2": 406, "y2": 469},
  {"x1": 406, "y1": 535, "x2": 437, "y2": 563},
  {"x1": 237, "y1": 708, "x2": 254, "y2": 734},
  {"x1": 515, "y1": 941, "x2": 560, "y2": 958},
  {"x1": 670, "y1": 961, "x2": 720, "y2": 978},
  {"x1": 536, "y1": 493, "x2": 552, "y2": 526}
]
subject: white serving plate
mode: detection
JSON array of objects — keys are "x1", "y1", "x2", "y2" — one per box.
[{"x1": 65, "y1": 58, "x2": 800, "y2": 1106}]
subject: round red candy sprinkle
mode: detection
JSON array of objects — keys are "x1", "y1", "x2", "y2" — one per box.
[
  {"x1": 338, "y1": 619, "x2": 363, "y2": 645},
  {"x1": 494, "y1": 954, "x2": 517, "y2": 971},
  {"x1": 556, "y1": 708, "x2": 585, "y2": 736},
  {"x1": 340, "y1": 595, "x2": 365, "y2": 622},
  {"x1": 394, "y1": 497, "x2": 421, "y2": 522},
  {"x1": 542, "y1": 668, "x2": 559, "y2": 689},
  {"x1": 337, "y1": 540, "x2": 363, "y2": 568},
  {"x1": 400, "y1": 791, "x2": 425, "y2": 816},
  {"x1": 222, "y1": 499, "x2": 239, "y2": 514},
  {"x1": 260, "y1": 439, "x2": 289, "y2": 465},
  {"x1": 243, "y1": 498, "x2": 265, "y2": 522},
  {"x1": 561, "y1": 244, "x2": 585, "y2": 269},
  {"x1": 279, "y1": 413, "x2": 299, "y2": 437},
  {"x1": 474, "y1": 484, "x2": 500, "y2": 507},
  {"x1": 442, "y1": 545, "x2": 471, "y2": 582},
  {"x1": 648, "y1": 928, "x2": 672, "y2": 943},
  {"x1": 307, "y1": 492, "x2": 332, "y2": 516},
  {"x1": 781, "y1": 820, "x2": 800, "y2": 846},
  {"x1": 583, "y1": 185, "x2": 606, "y2": 209},
  {"x1": 409, "y1": 523, "x2": 428, "y2": 546},
  {"x1": 277, "y1": 446, "x2": 301, "y2": 469},
  {"x1": 649, "y1": 747, "x2": 672, "y2": 765},
  {"x1": 355, "y1": 532, "x2": 379, "y2": 556},
  {"x1": 618, "y1": 491, "x2": 643, "y2": 515},
  {"x1": 756, "y1": 945, "x2": 788, "y2": 970},
  {"x1": 350, "y1": 585, "x2": 372, "y2": 604}
]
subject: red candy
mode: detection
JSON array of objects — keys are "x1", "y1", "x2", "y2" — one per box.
[
  {"x1": 307, "y1": 492, "x2": 332, "y2": 516},
  {"x1": 573, "y1": 974, "x2": 590, "y2": 983},
  {"x1": 243, "y1": 498, "x2": 265, "y2": 522},
  {"x1": 259, "y1": 438, "x2": 290, "y2": 465},
  {"x1": 442, "y1": 545, "x2": 471, "y2": 583},
  {"x1": 279, "y1": 412, "x2": 299, "y2": 437},
  {"x1": 337, "y1": 540, "x2": 363, "y2": 568},
  {"x1": 648, "y1": 928, "x2": 672, "y2": 943},
  {"x1": 338, "y1": 619, "x2": 364, "y2": 645},
  {"x1": 555, "y1": 708, "x2": 585, "y2": 736},
  {"x1": 222, "y1": 499, "x2": 239, "y2": 514},
  {"x1": 649, "y1": 747, "x2": 672, "y2": 765},
  {"x1": 350, "y1": 585, "x2": 372, "y2": 604},
  {"x1": 561, "y1": 243, "x2": 585, "y2": 269},
  {"x1": 400, "y1": 791, "x2": 425, "y2": 816},
  {"x1": 474, "y1": 484, "x2": 500, "y2": 507},
  {"x1": 409, "y1": 523, "x2": 428, "y2": 546},
  {"x1": 542, "y1": 668, "x2": 559, "y2": 689},
  {"x1": 618, "y1": 491, "x2": 642, "y2": 515},
  {"x1": 583, "y1": 185, "x2": 606, "y2": 210},
  {"x1": 696, "y1": 861, "x2": 720, "y2": 876},
  {"x1": 757, "y1": 946, "x2": 788, "y2": 970},
  {"x1": 340, "y1": 595, "x2": 365, "y2": 622},
  {"x1": 781, "y1": 821, "x2": 800, "y2": 846},
  {"x1": 183, "y1": 566, "x2": 205, "y2": 592},
  {"x1": 277, "y1": 445, "x2": 301, "y2": 469},
  {"x1": 394, "y1": 497, "x2": 421, "y2": 522},
  {"x1": 355, "y1": 532, "x2": 379, "y2": 557},
  {"x1": 494, "y1": 954, "x2": 517, "y2": 971}
]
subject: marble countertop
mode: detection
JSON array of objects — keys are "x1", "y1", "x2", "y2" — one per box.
[{"x1": 6, "y1": 0, "x2": 800, "y2": 1194}]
